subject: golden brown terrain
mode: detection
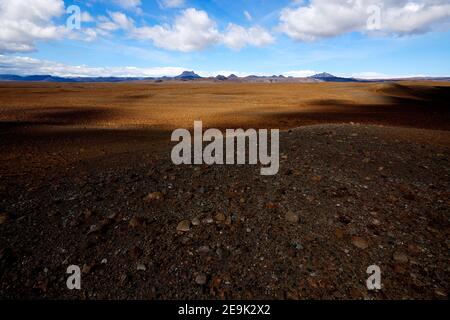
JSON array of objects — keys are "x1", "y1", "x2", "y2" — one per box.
[{"x1": 0, "y1": 81, "x2": 449, "y2": 299}]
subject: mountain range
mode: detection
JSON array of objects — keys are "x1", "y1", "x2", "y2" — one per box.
[{"x1": 0, "y1": 72, "x2": 449, "y2": 83}]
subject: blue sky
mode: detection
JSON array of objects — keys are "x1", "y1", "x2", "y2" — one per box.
[{"x1": 1, "y1": 0, "x2": 449, "y2": 78}]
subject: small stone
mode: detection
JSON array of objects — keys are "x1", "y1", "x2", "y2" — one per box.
[
  {"x1": 101, "y1": 258, "x2": 107, "y2": 264},
  {"x1": 285, "y1": 211, "x2": 299, "y2": 224},
  {"x1": 351, "y1": 236, "x2": 368, "y2": 249},
  {"x1": 197, "y1": 246, "x2": 210, "y2": 254},
  {"x1": 143, "y1": 192, "x2": 164, "y2": 203},
  {"x1": 120, "y1": 274, "x2": 129, "y2": 284},
  {"x1": 191, "y1": 217, "x2": 200, "y2": 226},
  {"x1": 195, "y1": 274, "x2": 207, "y2": 285},
  {"x1": 82, "y1": 264, "x2": 92, "y2": 274},
  {"x1": 408, "y1": 244, "x2": 421, "y2": 254},
  {"x1": 394, "y1": 264, "x2": 406, "y2": 274},
  {"x1": 0, "y1": 213, "x2": 9, "y2": 225},
  {"x1": 177, "y1": 220, "x2": 191, "y2": 232},
  {"x1": 129, "y1": 246, "x2": 143, "y2": 259},
  {"x1": 372, "y1": 219, "x2": 381, "y2": 226},
  {"x1": 137, "y1": 263, "x2": 146, "y2": 271},
  {"x1": 215, "y1": 212, "x2": 226, "y2": 222},
  {"x1": 393, "y1": 252, "x2": 409, "y2": 264},
  {"x1": 203, "y1": 217, "x2": 214, "y2": 224},
  {"x1": 266, "y1": 202, "x2": 278, "y2": 209},
  {"x1": 435, "y1": 289, "x2": 447, "y2": 298},
  {"x1": 129, "y1": 217, "x2": 145, "y2": 229},
  {"x1": 311, "y1": 176, "x2": 322, "y2": 182},
  {"x1": 335, "y1": 228, "x2": 344, "y2": 239},
  {"x1": 87, "y1": 224, "x2": 101, "y2": 235},
  {"x1": 291, "y1": 241, "x2": 303, "y2": 250}
]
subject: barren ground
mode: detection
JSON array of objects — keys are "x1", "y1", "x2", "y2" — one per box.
[{"x1": 0, "y1": 81, "x2": 449, "y2": 299}]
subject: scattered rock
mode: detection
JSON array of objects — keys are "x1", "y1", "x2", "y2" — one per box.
[
  {"x1": 408, "y1": 244, "x2": 421, "y2": 254},
  {"x1": 266, "y1": 202, "x2": 278, "y2": 209},
  {"x1": 129, "y1": 246, "x2": 143, "y2": 259},
  {"x1": 82, "y1": 264, "x2": 92, "y2": 274},
  {"x1": 285, "y1": 211, "x2": 299, "y2": 224},
  {"x1": 137, "y1": 263, "x2": 146, "y2": 271},
  {"x1": 0, "y1": 213, "x2": 9, "y2": 225},
  {"x1": 372, "y1": 219, "x2": 381, "y2": 226},
  {"x1": 351, "y1": 236, "x2": 368, "y2": 249},
  {"x1": 177, "y1": 220, "x2": 191, "y2": 232},
  {"x1": 143, "y1": 192, "x2": 164, "y2": 203},
  {"x1": 87, "y1": 213, "x2": 120, "y2": 235},
  {"x1": 435, "y1": 289, "x2": 447, "y2": 298},
  {"x1": 335, "y1": 228, "x2": 344, "y2": 239},
  {"x1": 195, "y1": 274, "x2": 207, "y2": 285},
  {"x1": 215, "y1": 212, "x2": 226, "y2": 222},
  {"x1": 203, "y1": 217, "x2": 214, "y2": 224},
  {"x1": 129, "y1": 217, "x2": 146, "y2": 229},
  {"x1": 197, "y1": 246, "x2": 210, "y2": 254},
  {"x1": 393, "y1": 252, "x2": 409, "y2": 264},
  {"x1": 191, "y1": 217, "x2": 200, "y2": 226}
]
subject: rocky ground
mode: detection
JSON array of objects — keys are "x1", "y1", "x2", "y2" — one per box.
[{"x1": 0, "y1": 123, "x2": 449, "y2": 299}]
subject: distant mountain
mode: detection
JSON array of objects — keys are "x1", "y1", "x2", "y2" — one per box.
[
  {"x1": 309, "y1": 72, "x2": 362, "y2": 82},
  {"x1": 0, "y1": 74, "x2": 153, "y2": 82},
  {"x1": 310, "y1": 72, "x2": 337, "y2": 79},
  {"x1": 215, "y1": 75, "x2": 227, "y2": 81},
  {"x1": 0, "y1": 72, "x2": 448, "y2": 83},
  {"x1": 0, "y1": 74, "x2": 77, "y2": 82},
  {"x1": 175, "y1": 71, "x2": 201, "y2": 80}
]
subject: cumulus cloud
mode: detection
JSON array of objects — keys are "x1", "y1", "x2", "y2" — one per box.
[
  {"x1": 131, "y1": 8, "x2": 273, "y2": 52},
  {"x1": 244, "y1": 10, "x2": 253, "y2": 21},
  {"x1": 131, "y1": 8, "x2": 219, "y2": 52},
  {"x1": 0, "y1": 1, "x2": 274, "y2": 54},
  {"x1": 81, "y1": 12, "x2": 95, "y2": 23},
  {"x1": 222, "y1": 24, "x2": 275, "y2": 50},
  {"x1": 114, "y1": 0, "x2": 142, "y2": 11},
  {"x1": 0, "y1": 55, "x2": 186, "y2": 77},
  {"x1": 283, "y1": 70, "x2": 317, "y2": 77},
  {"x1": 279, "y1": 0, "x2": 450, "y2": 41},
  {"x1": 0, "y1": 0, "x2": 65, "y2": 53},
  {"x1": 159, "y1": 0, "x2": 185, "y2": 9}
]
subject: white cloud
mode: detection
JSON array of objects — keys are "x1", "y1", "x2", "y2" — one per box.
[
  {"x1": 0, "y1": 0, "x2": 65, "y2": 53},
  {"x1": 109, "y1": 11, "x2": 135, "y2": 30},
  {"x1": 222, "y1": 24, "x2": 274, "y2": 50},
  {"x1": 96, "y1": 11, "x2": 135, "y2": 34},
  {"x1": 283, "y1": 70, "x2": 317, "y2": 77},
  {"x1": 114, "y1": 0, "x2": 142, "y2": 11},
  {"x1": 244, "y1": 10, "x2": 253, "y2": 22},
  {"x1": 350, "y1": 71, "x2": 425, "y2": 79},
  {"x1": 0, "y1": 55, "x2": 186, "y2": 77},
  {"x1": 131, "y1": 8, "x2": 220, "y2": 52},
  {"x1": 131, "y1": 8, "x2": 274, "y2": 52},
  {"x1": 159, "y1": 0, "x2": 185, "y2": 9},
  {"x1": 81, "y1": 12, "x2": 95, "y2": 23},
  {"x1": 279, "y1": 0, "x2": 450, "y2": 41}
]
